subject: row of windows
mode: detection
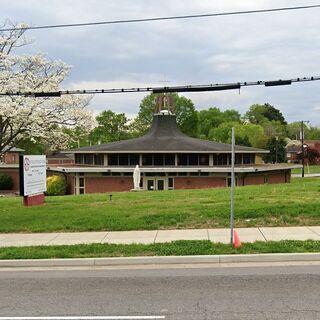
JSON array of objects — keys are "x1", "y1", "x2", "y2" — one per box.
[
  {"x1": 214, "y1": 154, "x2": 255, "y2": 165},
  {"x1": 75, "y1": 154, "x2": 104, "y2": 165},
  {"x1": 75, "y1": 153, "x2": 255, "y2": 166},
  {"x1": 101, "y1": 172, "x2": 216, "y2": 177}
]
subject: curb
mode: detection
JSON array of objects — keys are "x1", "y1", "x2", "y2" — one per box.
[{"x1": 0, "y1": 253, "x2": 320, "y2": 268}]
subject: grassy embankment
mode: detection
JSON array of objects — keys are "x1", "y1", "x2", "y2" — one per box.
[
  {"x1": 0, "y1": 240, "x2": 319, "y2": 260},
  {"x1": 0, "y1": 178, "x2": 319, "y2": 233}
]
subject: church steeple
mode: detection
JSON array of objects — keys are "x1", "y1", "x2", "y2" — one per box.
[{"x1": 155, "y1": 94, "x2": 175, "y2": 114}]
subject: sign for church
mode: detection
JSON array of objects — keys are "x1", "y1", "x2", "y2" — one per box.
[{"x1": 19, "y1": 155, "x2": 46, "y2": 196}]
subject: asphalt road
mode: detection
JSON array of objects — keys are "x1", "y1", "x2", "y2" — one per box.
[{"x1": 0, "y1": 263, "x2": 319, "y2": 320}]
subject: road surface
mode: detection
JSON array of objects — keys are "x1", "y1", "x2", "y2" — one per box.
[{"x1": 0, "y1": 263, "x2": 319, "y2": 320}]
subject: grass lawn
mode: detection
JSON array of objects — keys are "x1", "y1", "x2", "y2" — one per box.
[
  {"x1": 0, "y1": 240, "x2": 319, "y2": 260},
  {"x1": 292, "y1": 165, "x2": 320, "y2": 174},
  {"x1": 0, "y1": 178, "x2": 319, "y2": 233}
]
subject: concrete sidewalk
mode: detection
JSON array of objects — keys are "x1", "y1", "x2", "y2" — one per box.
[{"x1": 0, "y1": 226, "x2": 319, "y2": 247}]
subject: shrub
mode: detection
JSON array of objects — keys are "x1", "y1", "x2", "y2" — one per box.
[
  {"x1": 0, "y1": 173, "x2": 13, "y2": 190},
  {"x1": 46, "y1": 175, "x2": 67, "y2": 196}
]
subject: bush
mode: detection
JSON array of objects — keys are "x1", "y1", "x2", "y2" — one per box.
[
  {"x1": 0, "y1": 173, "x2": 13, "y2": 190},
  {"x1": 46, "y1": 175, "x2": 67, "y2": 196}
]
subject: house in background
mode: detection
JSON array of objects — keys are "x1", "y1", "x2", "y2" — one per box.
[
  {"x1": 0, "y1": 146, "x2": 24, "y2": 164},
  {"x1": 46, "y1": 152, "x2": 74, "y2": 165},
  {"x1": 286, "y1": 140, "x2": 320, "y2": 164},
  {"x1": 47, "y1": 108, "x2": 299, "y2": 195},
  {"x1": 286, "y1": 141, "x2": 301, "y2": 163}
]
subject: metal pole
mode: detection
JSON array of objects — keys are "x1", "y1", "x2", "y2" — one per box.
[
  {"x1": 301, "y1": 121, "x2": 304, "y2": 178},
  {"x1": 230, "y1": 127, "x2": 235, "y2": 244}
]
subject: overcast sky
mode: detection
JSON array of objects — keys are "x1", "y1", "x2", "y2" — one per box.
[{"x1": 2, "y1": 0, "x2": 320, "y2": 124}]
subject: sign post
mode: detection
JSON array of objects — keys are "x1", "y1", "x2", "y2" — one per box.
[
  {"x1": 230, "y1": 127, "x2": 235, "y2": 244},
  {"x1": 19, "y1": 155, "x2": 46, "y2": 206}
]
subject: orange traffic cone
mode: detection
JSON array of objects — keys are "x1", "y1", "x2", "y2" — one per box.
[{"x1": 233, "y1": 229, "x2": 242, "y2": 248}]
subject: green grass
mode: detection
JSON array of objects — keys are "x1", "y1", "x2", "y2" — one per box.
[
  {"x1": 0, "y1": 240, "x2": 319, "y2": 260},
  {"x1": 292, "y1": 165, "x2": 320, "y2": 174},
  {"x1": 0, "y1": 178, "x2": 319, "y2": 233}
]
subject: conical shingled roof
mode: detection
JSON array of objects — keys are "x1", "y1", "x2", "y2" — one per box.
[{"x1": 70, "y1": 114, "x2": 268, "y2": 153}]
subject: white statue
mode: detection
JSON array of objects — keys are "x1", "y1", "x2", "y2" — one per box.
[{"x1": 133, "y1": 164, "x2": 141, "y2": 190}]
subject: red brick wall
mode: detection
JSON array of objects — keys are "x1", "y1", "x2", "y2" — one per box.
[
  {"x1": 0, "y1": 168, "x2": 20, "y2": 191},
  {"x1": 268, "y1": 172, "x2": 286, "y2": 184},
  {"x1": 243, "y1": 175, "x2": 264, "y2": 186},
  {"x1": 85, "y1": 177, "x2": 134, "y2": 193},
  {"x1": 66, "y1": 175, "x2": 75, "y2": 194},
  {"x1": 3, "y1": 152, "x2": 20, "y2": 164},
  {"x1": 174, "y1": 177, "x2": 226, "y2": 189}
]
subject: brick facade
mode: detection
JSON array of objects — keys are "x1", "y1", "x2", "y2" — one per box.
[
  {"x1": 64, "y1": 171, "x2": 292, "y2": 194},
  {"x1": 3, "y1": 152, "x2": 20, "y2": 164},
  {"x1": 243, "y1": 174, "x2": 265, "y2": 186},
  {"x1": 174, "y1": 177, "x2": 226, "y2": 189},
  {"x1": 84, "y1": 177, "x2": 134, "y2": 193}
]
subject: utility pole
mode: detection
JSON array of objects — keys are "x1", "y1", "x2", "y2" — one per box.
[{"x1": 300, "y1": 120, "x2": 309, "y2": 177}]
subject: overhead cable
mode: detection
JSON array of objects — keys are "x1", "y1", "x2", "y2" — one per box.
[
  {"x1": 1, "y1": 4, "x2": 320, "y2": 32},
  {"x1": 0, "y1": 76, "x2": 319, "y2": 97}
]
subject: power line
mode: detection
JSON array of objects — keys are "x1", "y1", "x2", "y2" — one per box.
[
  {"x1": 0, "y1": 76, "x2": 319, "y2": 97},
  {"x1": 1, "y1": 4, "x2": 320, "y2": 32}
]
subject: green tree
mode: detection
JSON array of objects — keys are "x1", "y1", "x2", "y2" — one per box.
[
  {"x1": 198, "y1": 107, "x2": 241, "y2": 138},
  {"x1": 63, "y1": 126, "x2": 90, "y2": 149},
  {"x1": 236, "y1": 123, "x2": 267, "y2": 148},
  {"x1": 245, "y1": 103, "x2": 287, "y2": 125},
  {"x1": 264, "y1": 137, "x2": 287, "y2": 163},
  {"x1": 209, "y1": 122, "x2": 267, "y2": 149},
  {"x1": 287, "y1": 122, "x2": 303, "y2": 140},
  {"x1": 307, "y1": 126, "x2": 320, "y2": 140},
  {"x1": 90, "y1": 110, "x2": 130, "y2": 144},
  {"x1": 131, "y1": 93, "x2": 199, "y2": 137}
]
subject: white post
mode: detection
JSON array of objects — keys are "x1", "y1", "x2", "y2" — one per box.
[{"x1": 230, "y1": 127, "x2": 235, "y2": 244}]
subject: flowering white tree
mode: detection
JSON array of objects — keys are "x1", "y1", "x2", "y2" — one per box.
[{"x1": 0, "y1": 20, "x2": 94, "y2": 155}]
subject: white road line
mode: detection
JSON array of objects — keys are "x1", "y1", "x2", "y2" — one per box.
[{"x1": 0, "y1": 317, "x2": 165, "y2": 320}]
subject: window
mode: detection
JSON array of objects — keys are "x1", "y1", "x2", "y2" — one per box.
[
  {"x1": 189, "y1": 154, "x2": 198, "y2": 166},
  {"x1": 142, "y1": 154, "x2": 153, "y2": 165},
  {"x1": 177, "y1": 154, "x2": 188, "y2": 165},
  {"x1": 84, "y1": 154, "x2": 94, "y2": 165},
  {"x1": 119, "y1": 153, "x2": 129, "y2": 166},
  {"x1": 94, "y1": 154, "x2": 104, "y2": 165},
  {"x1": 243, "y1": 154, "x2": 255, "y2": 164},
  {"x1": 108, "y1": 154, "x2": 118, "y2": 166},
  {"x1": 168, "y1": 177, "x2": 174, "y2": 189},
  {"x1": 154, "y1": 153, "x2": 164, "y2": 166},
  {"x1": 214, "y1": 154, "x2": 228, "y2": 165},
  {"x1": 235, "y1": 154, "x2": 242, "y2": 165},
  {"x1": 129, "y1": 154, "x2": 139, "y2": 166},
  {"x1": 75, "y1": 154, "x2": 84, "y2": 164},
  {"x1": 78, "y1": 173, "x2": 85, "y2": 194},
  {"x1": 164, "y1": 154, "x2": 175, "y2": 166},
  {"x1": 199, "y1": 154, "x2": 209, "y2": 166}
]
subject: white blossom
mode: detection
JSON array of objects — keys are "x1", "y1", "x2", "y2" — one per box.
[{"x1": 0, "y1": 21, "x2": 94, "y2": 154}]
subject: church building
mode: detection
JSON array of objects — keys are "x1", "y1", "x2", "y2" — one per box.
[{"x1": 49, "y1": 101, "x2": 297, "y2": 194}]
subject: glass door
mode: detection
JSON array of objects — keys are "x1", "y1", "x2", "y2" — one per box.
[
  {"x1": 157, "y1": 179, "x2": 164, "y2": 190},
  {"x1": 147, "y1": 179, "x2": 155, "y2": 191}
]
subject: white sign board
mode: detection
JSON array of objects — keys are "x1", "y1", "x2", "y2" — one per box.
[{"x1": 22, "y1": 155, "x2": 46, "y2": 196}]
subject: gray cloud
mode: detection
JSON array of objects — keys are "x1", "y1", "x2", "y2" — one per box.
[{"x1": 2, "y1": 0, "x2": 320, "y2": 124}]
